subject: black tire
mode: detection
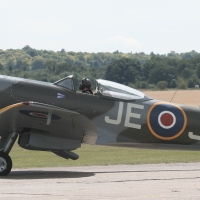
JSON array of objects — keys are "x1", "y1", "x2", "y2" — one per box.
[{"x1": 0, "y1": 152, "x2": 12, "y2": 176}]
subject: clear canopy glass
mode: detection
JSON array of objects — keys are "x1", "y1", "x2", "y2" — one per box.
[
  {"x1": 54, "y1": 75, "x2": 74, "y2": 90},
  {"x1": 96, "y1": 79, "x2": 145, "y2": 100}
]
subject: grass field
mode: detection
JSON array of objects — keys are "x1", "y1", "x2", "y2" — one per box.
[
  {"x1": 143, "y1": 89, "x2": 200, "y2": 108},
  {"x1": 10, "y1": 90, "x2": 200, "y2": 168},
  {"x1": 9, "y1": 144, "x2": 200, "y2": 169}
]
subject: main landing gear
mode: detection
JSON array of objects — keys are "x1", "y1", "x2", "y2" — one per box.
[
  {"x1": 0, "y1": 132, "x2": 18, "y2": 176},
  {"x1": 0, "y1": 152, "x2": 12, "y2": 176}
]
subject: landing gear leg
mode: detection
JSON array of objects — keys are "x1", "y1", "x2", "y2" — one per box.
[{"x1": 0, "y1": 132, "x2": 18, "y2": 176}]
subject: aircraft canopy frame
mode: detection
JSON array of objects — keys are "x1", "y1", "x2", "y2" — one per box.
[
  {"x1": 54, "y1": 75, "x2": 145, "y2": 100},
  {"x1": 53, "y1": 75, "x2": 75, "y2": 91}
]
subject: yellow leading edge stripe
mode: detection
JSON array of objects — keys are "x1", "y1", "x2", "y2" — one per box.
[
  {"x1": 0, "y1": 103, "x2": 24, "y2": 114},
  {"x1": 147, "y1": 102, "x2": 187, "y2": 140}
]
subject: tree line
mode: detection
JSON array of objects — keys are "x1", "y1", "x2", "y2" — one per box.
[
  {"x1": 106, "y1": 55, "x2": 200, "y2": 90},
  {"x1": 0, "y1": 45, "x2": 200, "y2": 90}
]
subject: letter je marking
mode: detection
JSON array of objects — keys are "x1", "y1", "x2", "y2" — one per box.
[
  {"x1": 124, "y1": 103, "x2": 144, "y2": 129},
  {"x1": 105, "y1": 102, "x2": 124, "y2": 125}
]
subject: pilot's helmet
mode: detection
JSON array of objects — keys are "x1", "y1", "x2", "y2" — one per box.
[{"x1": 79, "y1": 78, "x2": 92, "y2": 90}]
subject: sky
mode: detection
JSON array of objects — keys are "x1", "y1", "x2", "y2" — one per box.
[{"x1": 0, "y1": 0, "x2": 200, "y2": 54}]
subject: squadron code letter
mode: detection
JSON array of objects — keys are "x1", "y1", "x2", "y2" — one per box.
[
  {"x1": 124, "y1": 103, "x2": 144, "y2": 129},
  {"x1": 105, "y1": 102, "x2": 144, "y2": 129},
  {"x1": 105, "y1": 102, "x2": 124, "y2": 125}
]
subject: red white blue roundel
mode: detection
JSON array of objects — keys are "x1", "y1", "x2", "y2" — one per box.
[{"x1": 147, "y1": 102, "x2": 187, "y2": 140}]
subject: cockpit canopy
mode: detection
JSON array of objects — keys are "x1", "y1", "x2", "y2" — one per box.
[
  {"x1": 54, "y1": 75, "x2": 145, "y2": 100},
  {"x1": 96, "y1": 79, "x2": 145, "y2": 100},
  {"x1": 54, "y1": 75, "x2": 75, "y2": 91}
]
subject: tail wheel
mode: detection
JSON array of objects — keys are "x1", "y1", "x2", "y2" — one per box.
[{"x1": 0, "y1": 152, "x2": 12, "y2": 176}]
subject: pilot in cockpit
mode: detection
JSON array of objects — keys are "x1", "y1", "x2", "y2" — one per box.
[{"x1": 79, "y1": 78, "x2": 93, "y2": 94}]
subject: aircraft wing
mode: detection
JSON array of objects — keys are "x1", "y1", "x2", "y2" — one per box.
[{"x1": 0, "y1": 102, "x2": 97, "y2": 152}]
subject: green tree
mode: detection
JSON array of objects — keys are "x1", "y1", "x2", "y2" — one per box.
[
  {"x1": 0, "y1": 63, "x2": 4, "y2": 71},
  {"x1": 156, "y1": 81, "x2": 168, "y2": 90},
  {"x1": 45, "y1": 60, "x2": 57, "y2": 72},
  {"x1": 149, "y1": 65, "x2": 177, "y2": 84},
  {"x1": 60, "y1": 49, "x2": 66, "y2": 54},
  {"x1": 55, "y1": 62, "x2": 74, "y2": 74},
  {"x1": 188, "y1": 76, "x2": 199, "y2": 88},
  {"x1": 177, "y1": 77, "x2": 188, "y2": 89},
  {"x1": 21, "y1": 59, "x2": 30, "y2": 71},
  {"x1": 8, "y1": 66, "x2": 12, "y2": 72},
  {"x1": 196, "y1": 63, "x2": 200, "y2": 78},
  {"x1": 181, "y1": 68, "x2": 194, "y2": 79},
  {"x1": 105, "y1": 58, "x2": 142, "y2": 85},
  {"x1": 169, "y1": 79, "x2": 177, "y2": 88},
  {"x1": 32, "y1": 56, "x2": 45, "y2": 70}
]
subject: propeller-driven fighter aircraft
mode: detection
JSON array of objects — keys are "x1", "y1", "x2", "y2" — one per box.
[{"x1": 0, "y1": 74, "x2": 200, "y2": 176}]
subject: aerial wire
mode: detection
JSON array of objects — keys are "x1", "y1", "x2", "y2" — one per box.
[
  {"x1": 170, "y1": 76, "x2": 183, "y2": 103},
  {"x1": 170, "y1": 88, "x2": 178, "y2": 103}
]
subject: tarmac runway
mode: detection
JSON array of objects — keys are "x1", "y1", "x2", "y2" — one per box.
[{"x1": 1, "y1": 163, "x2": 200, "y2": 200}]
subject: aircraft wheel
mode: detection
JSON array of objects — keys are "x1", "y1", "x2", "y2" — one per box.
[{"x1": 0, "y1": 152, "x2": 12, "y2": 176}]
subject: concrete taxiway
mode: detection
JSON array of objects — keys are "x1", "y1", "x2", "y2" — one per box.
[{"x1": 1, "y1": 163, "x2": 200, "y2": 200}]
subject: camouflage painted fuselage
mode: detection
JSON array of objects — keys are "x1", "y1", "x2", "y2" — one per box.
[{"x1": 0, "y1": 75, "x2": 200, "y2": 151}]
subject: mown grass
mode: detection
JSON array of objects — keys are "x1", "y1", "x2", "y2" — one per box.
[{"x1": 10, "y1": 143, "x2": 200, "y2": 169}]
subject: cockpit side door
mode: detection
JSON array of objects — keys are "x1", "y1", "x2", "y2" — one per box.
[{"x1": 53, "y1": 75, "x2": 77, "y2": 110}]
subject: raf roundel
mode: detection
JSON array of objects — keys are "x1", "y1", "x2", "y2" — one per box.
[{"x1": 147, "y1": 102, "x2": 187, "y2": 140}]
